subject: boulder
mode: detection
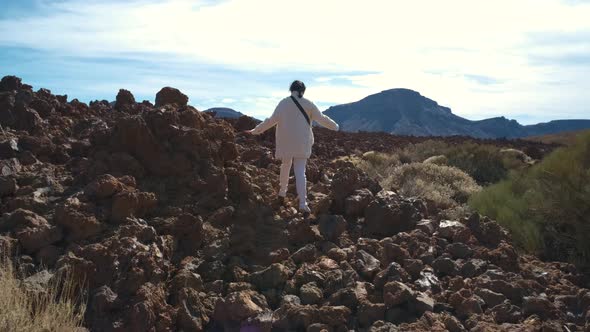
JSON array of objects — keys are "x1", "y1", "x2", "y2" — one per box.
[
  {"x1": 365, "y1": 191, "x2": 422, "y2": 236},
  {"x1": 414, "y1": 270, "x2": 441, "y2": 293},
  {"x1": 475, "y1": 288, "x2": 506, "y2": 308},
  {"x1": 84, "y1": 174, "x2": 125, "y2": 199},
  {"x1": 0, "y1": 176, "x2": 18, "y2": 196},
  {"x1": 460, "y1": 259, "x2": 488, "y2": 278},
  {"x1": 491, "y1": 302, "x2": 523, "y2": 324},
  {"x1": 273, "y1": 304, "x2": 319, "y2": 330},
  {"x1": 402, "y1": 259, "x2": 424, "y2": 280},
  {"x1": 55, "y1": 198, "x2": 102, "y2": 241},
  {"x1": 309, "y1": 192, "x2": 332, "y2": 216},
  {"x1": 318, "y1": 214, "x2": 347, "y2": 241},
  {"x1": 409, "y1": 292, "x2": 435, "y2": 315},
  {"x1": 287, "y1": 218, "x2": 320, "y2": 245},
  {"x1": 522, "y1": 296, "x2": 556, "y2": 317},
  {"x1": 380, "y1": 239, "x2": 411, "y2": 264},
  {"x1": 0, "y1": 138, "x2": 19, "y2": 159},
  {"x1": 318, "y1": 305, "x2": 351, "y2": 326},
  {"x1": 90, "y1": 285, "x2": 121, "y2": 316},
  {"x1": 250, "y1": 263, "x2": 291, "y2": 290},
  {"x1": 330, "y1": 162, "x2": 380, "y2": 212},
  {"x1": 438, "y1": 220, "x2": 467, "y2": 240},
  {"x1": 300, "y1": 282, "x2": 323, "y2": 305},
  {"x1": 432, "y1": 257, "x2": 459, "y2": 276},
  {"x1": 110, "y1": 115, "x2": 168, "y2": 175},
  {"x1": 155, "y1": 87, "x2": 188, "y2": 107},
  {"x1": 174, "y1": 214, "x2": 205, "y2": 254},
  {"x1": 111, "y1": 190, "x2": 157, "y2": 222},
  {"x1": 291, "y1": 244, "x2": 318, "y2": 264},
  {"x1": 383, "y1": 281, "x2": 414, "y2": 307},
  {"x1": 213, "y1": 290, "x2": 268, "y2": 323},
  {"x1": 373, "y1": 262, "x2": 409, "y2": 289},
  {"x1": 114, "y1": 89, "x2": 136, "y2": 111},
  {"x1": 0, "y1": 76, "x2": 22, "y2": 91},
  {"x1": 446, "y1": 242, "x2": 473, "y2": 259},
  {"x1": 353, "y1": 250, "x2": 382, "y2": 280},
  {"x1": 358, "y1": 301, "x2": 386, "y2": 327},
  {"x1": 327, "y1": 248, "x2": 347, "y2": 262},
  {"x1": 465, "y1": 214, "x2": 509, "y2": 246},
  {"x1": 2, "y1": 209, "x2": 62, "y2": 253},
  {"x1": 344, "y1": 188, "x2": 373, "y2": 217}
]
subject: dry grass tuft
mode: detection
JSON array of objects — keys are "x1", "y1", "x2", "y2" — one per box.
[{"x1": 0, "y1": 257, "x2": 86, "y2": 332}]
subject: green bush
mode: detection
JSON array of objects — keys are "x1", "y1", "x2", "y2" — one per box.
[
  {"x1": 445, "y1": 143, "x2": 508, "y2": 184},
  {"x1": 470, "y1": 131, "x2": 590, "y2": 267}
]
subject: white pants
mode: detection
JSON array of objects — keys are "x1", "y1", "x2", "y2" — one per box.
[{"x1": 279, "y1": 157, "x2": 308, "y2": 207}]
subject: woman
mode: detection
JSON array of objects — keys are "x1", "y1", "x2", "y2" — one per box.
[{"x1": 245, "y1": 80, "x2": 339, "y2": 214}]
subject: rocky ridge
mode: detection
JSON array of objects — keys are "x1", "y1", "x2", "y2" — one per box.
[
  {"x1": 0, "y1": 75, "x2": 588, "y2": 331},
  {"x1": 323, "y1": 88, "x2": 590, "y2": 138}
]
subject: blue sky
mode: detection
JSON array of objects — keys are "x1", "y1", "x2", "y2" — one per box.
[{"x1": 1, "y1": 0, "x2": 589, "y2": 124}]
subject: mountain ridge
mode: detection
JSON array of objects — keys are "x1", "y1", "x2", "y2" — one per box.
[
  {"x1": 204, "y1": 107, "x2": 245, "y2": 119},
  {"x1": 324, "y1": 88, "x2": 590, "y2": 138}
]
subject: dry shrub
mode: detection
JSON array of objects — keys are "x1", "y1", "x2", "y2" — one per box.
[
  {"x1": 350, "y1": 151, "x2": 401, "y2": 183},
  {"x1": 383, "y1": 163, "x2": 481, "y2": 209},
  {"x1": 395, "y1": 140, "x2": 532, "y2": 185},
  {"x1": 423, "y1": 155, "x2": 448, "y2": 165},
  {"x1": 0, "y1": 257, "x2": 86, "y2": 331}
]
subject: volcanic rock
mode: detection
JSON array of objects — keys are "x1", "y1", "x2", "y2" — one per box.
[
  {"x1": 2, "y1": 209, "x2": 62, "y2": 253},
  {"x1": 365, "y1": 191, "x2": 422, "y2": 236},
  {"x1": 55, "y1": 198, "x2": 102, "y2": 241},
  {"x1": 250, "y1": 263, "x2": 291, "y2": 290},
  {"x1": 114, "y1": 89, "x2": 136, "y2": 111},
  {"x1": 300, "y1": 282, "x2": 324, "y2": 305},
  {"x1": 155, "y1": 87, "x2": 188, "y2": 107},
  {"x1": 0, "y1": 76, "x2": 23, "y2": 91},
  {"x1": 318, "y1": 214, "x2": 347, "y2": 241}
]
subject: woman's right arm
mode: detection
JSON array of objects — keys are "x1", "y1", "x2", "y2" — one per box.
[
  {"x1": 310, "y1": 102, "x2": 339, "y2": 131},
  {"x1": 251, "y1": 104, "x2": 280, "y2": 135}
]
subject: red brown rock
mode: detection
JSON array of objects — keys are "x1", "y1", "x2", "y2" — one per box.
[
  {"x1": 2, "y1": 209, "x2": 62, "y2": 253},
  {"x1": 155, "y1": 87, "x2": 188, "y2": 107}
]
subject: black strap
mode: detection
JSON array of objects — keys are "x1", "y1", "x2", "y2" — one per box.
[{"x1": 290, "y1": 96, "x2": 311, "y2": 125}]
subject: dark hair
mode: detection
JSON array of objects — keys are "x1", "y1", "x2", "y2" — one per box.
[{"x1": 289, "y1": 80, "x2": 306, "y2": 98}]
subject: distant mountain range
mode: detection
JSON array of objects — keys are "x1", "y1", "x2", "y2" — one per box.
[
  {"x1": 205, "y1": 107, "x2": 245, "y2": 119},
  {"x1": 323, "y1": 89, "x2": 590, "y2": 138}
]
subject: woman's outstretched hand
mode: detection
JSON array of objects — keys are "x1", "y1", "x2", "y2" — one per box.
[{"x1": 241, "y1": 129, "x2": 254, "y2": 135}]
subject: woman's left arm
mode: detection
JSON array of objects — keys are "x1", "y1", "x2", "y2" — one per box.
[{"x1": 310, "y1": 102, "x2": 339, "y2": 131}]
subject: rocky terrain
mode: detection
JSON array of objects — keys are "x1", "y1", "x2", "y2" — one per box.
[
  {"x1": 324, "y1": 88, "x2": 590, "y2": 138},
  {"x1": 0, "y1": 75, "x2": 588, "y2": 332}
]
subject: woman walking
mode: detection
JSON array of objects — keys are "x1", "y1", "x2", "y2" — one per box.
[{"x1": 246, "y1": 80, "x2": 339, "y2": 214}]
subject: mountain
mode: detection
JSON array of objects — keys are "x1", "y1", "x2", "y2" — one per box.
[
  {"x1": 524, "y1": 120, "x2": 590, "y2": 137},
  {"x1": 205, "y1": 107, "x2": 245, "y2": 119},
  {"x1": 324, "y1": 89, "x2": 590, "y2": 138}
]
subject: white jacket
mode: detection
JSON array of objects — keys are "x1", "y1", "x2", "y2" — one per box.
[{"x1": 251, "y1": 91, "x2": 339, "y2": 159}]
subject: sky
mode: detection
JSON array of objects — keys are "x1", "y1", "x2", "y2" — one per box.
[{"x1": 1, "y1": 0, "x2": 589, "y2": 123}]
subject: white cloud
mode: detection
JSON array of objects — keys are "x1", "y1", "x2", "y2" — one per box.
[{"x1": 1, "y1": 0, "x2": 589, "y2": 123}]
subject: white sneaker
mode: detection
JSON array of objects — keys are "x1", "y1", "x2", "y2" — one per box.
[{"x1": 299, "y1": 204, "x2": 311, "y2": 214}]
